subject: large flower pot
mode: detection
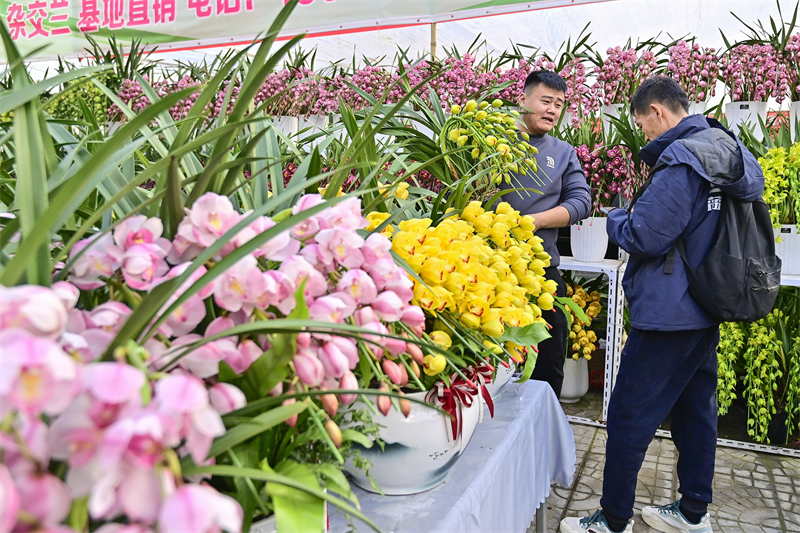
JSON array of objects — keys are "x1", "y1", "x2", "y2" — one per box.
[
  {"x1": 273, "y1": 115, "x2": 298, "y2": 137},
  {"x1": 790, "y1": 101, "x2": 800, "y2": 141},
  {"x1": 250, "y1": 516, "x2": 277, "y2": 533},
  {"x1": 725, "y1": 101, "x2": 768, "y2": 140},
  {"x1": 485, "y1": 362, "x2": 515, "y2": 400},
  {"x1": 345, "y1": 390, "x2": 480, "y2": 495},
  {"x1": 688, "y1": 100, "x2": 708, "y2": 116},
  {"x1": 571, "y1": 217, "x2": 608, "y2": 263},
  {"x1": 560, "y1": 357, "x2": 589, "y2": 404},
  {"x1": 775, "y1": 225, "x2": 800, "y2": 275}
]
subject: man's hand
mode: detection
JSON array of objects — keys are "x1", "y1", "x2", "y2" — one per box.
[{"x1": 530, "y1": 205, "x2": 571, "y2": 229}]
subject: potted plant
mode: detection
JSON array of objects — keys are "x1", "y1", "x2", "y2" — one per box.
[
  {"x1": 665, "y1": 39, "x2": 721, "y2": 115},
  {"x1": 759, "y1": 142, "x2": 800, "y2": 274},
  {"x1": 559, "y1": 275, "x2": 604, "y2": 403},
  {"x1": 717, "y1": 287, "x2": 800, "y2": 445}
]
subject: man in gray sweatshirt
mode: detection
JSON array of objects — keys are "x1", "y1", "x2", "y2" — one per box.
[{"x1": 499, "y1": 70, "x2": 592, "y2": 398}]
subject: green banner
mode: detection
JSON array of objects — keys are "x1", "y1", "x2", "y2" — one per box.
[{"x1": 1, "y1": 0, "x2": 612, "y2": 60}]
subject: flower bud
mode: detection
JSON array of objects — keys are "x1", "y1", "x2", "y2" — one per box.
[
  {"x1": 406, "y1": 342, "x2": 425, "y2": 364},
  {"x1": 377, "y1": 383, "x2": 391, "y2": 416},
  {"x1": 338, "y1": 370, "x2": 358, "y2": 405},
  {"x1": 321, "y1": 393, "x2": 339, "y2": 418},
  {"x1": 409, "y1": 359, "x2": 421, "y2": 378},
  {"x1": 325, "y1": 419, "x2": 343, "y2": 448},
  {"x1": 399, "y1": 394, "x2": 412, "y2": 418},
  {"x1": 382, "y1": 359, "x2": 403, "y2": 385}
]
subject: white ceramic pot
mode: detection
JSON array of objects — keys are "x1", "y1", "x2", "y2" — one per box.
[
  {"x1": 571, "y1": 216, "x2": 608, "y2": 263},
  {"x1": 345, "y1": 390, "x2": 480, "y2": 495},
  {"x1": 272, "y1": 115, "x2": 298, "y2": 137},
  {"x1": 560, "y1": 357, "x2": 590, "y2": 404},
  {"x1": 601, "y1": 104, "x2": 625, "y2": 135},
  {"x1": 688, "y1": 100, "x2": 708, "y2": 116},
  {"x1": 485, "y1": 362, "x2": 515, "y2": 400},
  {"x1": 790, "y1": 101, "x2": 800, "y2": 141},
  {"x1": 775, "y1": 225, "x2": 800, "y2": 275},
  {"x1": 250, "y1": 516, "x2": 277, "y2": 533},
  {"x1": 725, "y1": 101, "x2": 768, "y2": 140}
]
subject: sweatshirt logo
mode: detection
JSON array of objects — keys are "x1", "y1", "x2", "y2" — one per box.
[
  {"x1": 546, "y1": 156, "x2": 555, "y2": 168},
  {"x1": 708, "y1": 196, "x2": 721, "y2": 211}
]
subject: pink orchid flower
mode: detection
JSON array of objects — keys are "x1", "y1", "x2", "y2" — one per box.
[
  {"x1": 233, "y1": 215, "x2": 301, "y2": 261},
  {"x1": 213, "y1": 255, "x2": 266, "y2": 314},
  {"x1": 155, "y1": 375, "x2": 225, "y2": 464},
  {"x1": 158, "y1": 484, "x2": 242, "y2": 533},
  {"x1": 278, "y1": 256, "x2": 327, "y2": 299},
  {"x1": 371, "y1": 290, "x2": 404, "y2": 322},
  {"x1": 323, "y1": 197, "x2": 368, "y2": 230},
  {"x1": 362, "y1": 233, "x2": 393, "y2": 264},
  {"x1": 209, "y1": 383, "x2": 246, "y2": 415},
  {"x1": 15, "y1": 471, "x2": 71, "y2": 529},
  {"x1": 315, "y1": 228, "x2": 365, "y2": 269},
  {"x1": 113, "y1": 215, "x2": 171, "y2": 252},
  {"x1": 0, "y1": 285, "x2": 69, "y2": 340},
  {"x1": 293, "y1": 350, "x2": 325, "y2": 387},
  {"x1": 337, "y1": 371, "x2": 358, "y2": 405},
  {"x1": 264, "y1": 271, "x2": 297, "y2": 315},
  {"x1": 226, "y1": 340, "x2": 262, "y2": 374},
  {"x1": 337, "y1": 269, "x2": 378, "y2": 304},
  {"x1": 51, "y1": 281, "x2": 80, "y2": 312},
  {"x1": 84, "y1": 363, "x2": 146, "y2": 428},
  {"x1": 69, "y1": 233, "x2": 121, "y2": 290},
  {"x1": 0, "y1": 329, "x2": 81, "y2": 417},
  {"x1": 309, "y1": 296, "x2": 348, "y2": 324},
  {"x1": 291, "y1": 193, "x2": 326, "y2": 214},
  {"x1": 188, "y1": 193, "x2": 242, "y2": 248},
  {"x1": 318, "y1": 342, "x2": 350, "y2": 379},
  {"x1": 113, "y1": 243, "x2": 171, "y2": 291},
  {"x1": 86, "y1": 302, "x2": 132, "y2": 333},
  {"x1": 401, "y1": 305, "x2": 426, "y2": 329},
  {"x1": 0, "y1": 465, "x2": 20, "y2": 533}
]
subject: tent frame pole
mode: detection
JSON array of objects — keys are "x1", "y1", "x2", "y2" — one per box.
[{"x1": 431, "y1": 22, "x2": 437, "y2": 59}]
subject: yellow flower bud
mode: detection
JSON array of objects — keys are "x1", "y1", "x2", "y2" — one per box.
[
  {"x1": 542, "y1": 279, "x2": 558, "y2": 294},
  {"x1": 483, "y1": 340, "x2": 504, "y2": 354},
  {"x1": 491, "y1": 99, "x2": 503, "y2": 108},
  {"x1": 451, "y1": 104, "x2": 462, "y2": 115},
  {"x1": 537, "y1": 292, "x2": 554, "y2": 311},
  {"x1": 423, "y1": 354, "x2": 447, "y2": 376},
  {"x1": 481, "y1": 319, "x2": 505, "y2": 338},
  {"x1": 465, "y1": 100, "x2": 478, "y2": 112},
  {"x1": 460, "y1": 312, "x2": 482, "y2": 330},
  {"x1": 429, "y1": 330, "x2": 452, "y2": 349}
]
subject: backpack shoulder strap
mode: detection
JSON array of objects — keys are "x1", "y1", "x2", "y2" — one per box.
[{"x1": 664, "y1": 186, "x2": 723, "y2": 275}]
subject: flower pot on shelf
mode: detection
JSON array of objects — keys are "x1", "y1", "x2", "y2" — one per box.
[
  {"x1": 688, "y1": 100, "x2": 709, "y2": 116},
  {"x1": 485, "y1": 361, "x2": 516, "y2": 400},
  {"x1": 560, "y1": 357, "x2": 590, "y2": 404},
  {"x1": 297, "y1": 114, "x2": 329, "y2": 148},
  {"x1": 724, "y1": 101, "x2": 768, "y2": 140},
  {"x1": 570, "y1": 217, "x2": 608, "y2": 263},
  {"x1": 345, "y1": 389, "x2": 481, "y2": 495},
  {"x1": 790, "y1": 101, "x2": 800, "y2": 141},
  {"x1": 775, "y1": 225, "x2": 800, "y2": 275},
  {"x1": 272, "y1": 115, "x2": 298, "y2": 137}
]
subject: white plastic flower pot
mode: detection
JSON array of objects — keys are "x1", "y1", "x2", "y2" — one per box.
[
  {"x1": 790, "y1": 101, "x2": 800, "y2": 141},
  {"x1": 560, "y1": 357, "x2": 589, "y2": 404},
  {"x1": 687, "y1": 100, "x2": 708, "y2": 116},
  {"x1": 297, "y1": 114, "x2": 329, "y2": 148},
  {"x1": 345, "y1": 390, "x2": 480, "y2": 495},
  {"x1": 250, "y1": 516, "x2": 277, "y2": 533},
  {"x1": 485, "y1": 362, "x2": 515, "y2": 400},
  {"x1": 272, "y1": 115, "x2": 298, "y2": 137},
  {"x1": 570, "y1": 217, "x2": 608, "y2": 263},
  {"x1": 724, "y1": 101, "x2": 768, "y2": 140},
  {"x1": 775, "y1": 225, "x2": 800, "y2": 276}
]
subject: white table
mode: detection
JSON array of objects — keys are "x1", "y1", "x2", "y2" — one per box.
[{"x1": 329, "y1": 381, "x2": 576, "y2": 533}]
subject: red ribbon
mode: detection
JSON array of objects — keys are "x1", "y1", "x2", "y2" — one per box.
[
  {"x1": 426, "y1": 375, "x2": 479, "y2": 441},
  {"x1": 464, "y1": 363, "x2": 495, "y2": 418}
]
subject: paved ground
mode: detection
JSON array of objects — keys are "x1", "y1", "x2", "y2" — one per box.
[{"x1": 528, "y1": 423, "x2": 800, "y2": 532}]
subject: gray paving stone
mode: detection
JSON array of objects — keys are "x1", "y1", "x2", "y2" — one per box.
[{"x1": 543, "y1": 422, "x2": 800, "y2": 533}]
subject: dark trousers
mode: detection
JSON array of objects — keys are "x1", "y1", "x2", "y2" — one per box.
[
  {"x1": 601, "y1": 326, "x2": 720, "y2": 523},
  {"x1": 532, "y1": 267, "x2": 568, "y2": 398}
]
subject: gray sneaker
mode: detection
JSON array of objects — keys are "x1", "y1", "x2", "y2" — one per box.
[
  {"x1": 560, "y1": 510, "x2": 633, "y2": 533},
  {"x1": 641, "y1": 500, "x2": 713, "y2": 533}
]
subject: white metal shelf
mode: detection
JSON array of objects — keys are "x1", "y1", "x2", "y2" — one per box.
[
  {"x1": 782, "y1": 273, "x2": 800, "y2": 287},
  {"x1": 558, "y1": 256, "x2": 625, "y2": 424}
]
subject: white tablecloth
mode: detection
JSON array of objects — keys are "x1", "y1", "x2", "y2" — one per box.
[{"x1": 329, "y1": 380, "x2": 576, "y2": 533}]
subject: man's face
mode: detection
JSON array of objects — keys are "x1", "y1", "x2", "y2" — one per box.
[
  {"x1": 633, "y1": 106, "x2": 670, "y2": 143},
  {"x1": 519, "y1": 84, "x2": 565, "y2": 135}
]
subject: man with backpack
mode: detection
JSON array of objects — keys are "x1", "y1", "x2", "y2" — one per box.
[{"x1": 560, "y1": 77, "x2": 779, "y2": 533}]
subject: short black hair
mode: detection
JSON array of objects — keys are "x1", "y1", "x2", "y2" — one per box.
[
  {"x1": 523, "y1": 70, "x2": 567, "y2": 95},
  {"x1": 630, "y1": 76, "x2": 689, "y2": 116}
]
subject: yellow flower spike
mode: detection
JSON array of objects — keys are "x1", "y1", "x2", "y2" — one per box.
[
  {"x1": 519, "y1": 215, "x2": 536, "y2": 233},
  {"x1": 475, "y1": 110, "x2": 488, "y2": 121},
  {"x1": 488, "y1": 225, "x2": 511, "y2": 248},
  {"x1": 423, "y1": 354, "x2": 447, "y2": 376},
  {"x1": 510, "y1": 258, "x2": 529, "y2": 279},
  {"x1": 495, "y1": 202, "x2": 513, "y2": 215},
  {"x1": 481, "y1": 308, "x2": 502, "y2": 324},
  {"x1": 537, "y1": 292, "x2": 554, "y2": 311},
  {"x1": 460, "y1": 312, "x2": 482, "y2": 330},
  {"x1": 406, "y1": 254, "x2": 425, "y2": 273},
  {"x1": 444, "y1": 272, "x2": 468, "y2": 295},
  {"x1": 511, "y1": 228, "x2": 534, "y2": 242},
  {"x1": 448, "y1": 129, "x2": 460, "y2": 142},
  {"x1": 494, "y1": 292, "x2": 514, "y2": 309},
  {"x1": 429, "y1": 330, "x2": 452, "y2": 349},
  {"x1": 431, "y1": 286, "x2": 456, "y2": 312},
  {"x1": 395, "y1": 182, "x2": 410, "y2": 200},
  {"x1": 465, "y1": 100, "x2": 478, "y2": 112},
  {"x1": 481, "y1": 319, "x2": 505, "y2": 338},
  {"x1": 542, "y1": 279, "x2": 558, "y2": 294},
  {"x1": 519, "y1": 275, "x2": 542, "y2": 295},
  {"x1": 483, "y1": 340, "x2": 504, "y2": 354},
  {"x1": 398, "y1": 219, "x2": 432, "y2": 233},
  {"x1": 473, "y1": 214, "x2": 494, "y2": 234}
]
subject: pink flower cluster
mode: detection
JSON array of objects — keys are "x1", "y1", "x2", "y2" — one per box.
[
  {"x1": 720, "y1": 43, "x2": 791, "y2": 103},
  {"x1": 784, "y1": 33, "x2": 800, "y2": 101},
  {"x1": 555, "y1": 57, "x2": 592, "y2": 125},
  {"x1": 591, "y1": 47, "x2": 658, "y2": 106},
  {"x1": 0, "y1": 284, "x2": 242, "y2": 533},
  {"x1": 254, "y1": 67, "x2": 322, "y2": 116},
  {"x1": 575, "y1": 144, "x2": 647, "y2": 213},
  {"x1": 667, "y1": 41, "x2": 720, "y2": 104}
]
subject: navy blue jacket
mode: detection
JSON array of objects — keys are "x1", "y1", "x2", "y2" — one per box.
[{"x1": 607, "y1": 115, "x2": 765, "y2": 331}]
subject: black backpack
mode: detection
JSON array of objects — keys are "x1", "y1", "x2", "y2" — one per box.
[
  {"x1": 665, "y1": 191, "x2": 782, "y2": 322},
  {"x1": 629, "y1": 139, "x2": 782, "y2": 323}
]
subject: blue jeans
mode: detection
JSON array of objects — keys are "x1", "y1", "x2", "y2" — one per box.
[{"x1": 601, "y1": 326, "x2": 720, "y2": 523}]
